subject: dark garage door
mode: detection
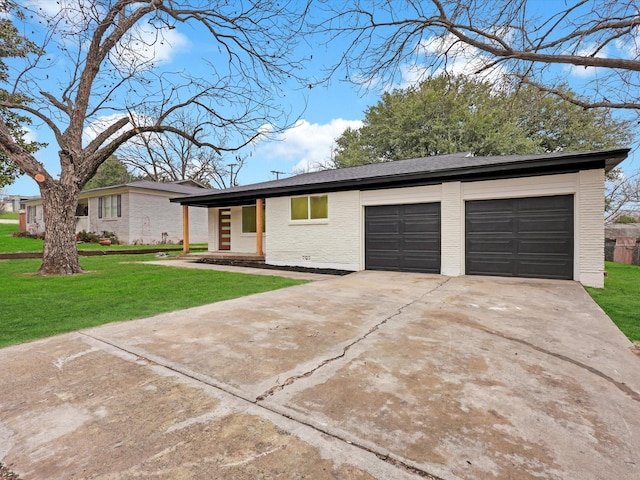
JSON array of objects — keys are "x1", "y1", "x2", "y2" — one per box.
[
  {"x1": 365, "y1": 203, "x2": 441, "y2": 273},
  {"x1": 466, "y1": 195, "x2": 574, "y2": 280}
]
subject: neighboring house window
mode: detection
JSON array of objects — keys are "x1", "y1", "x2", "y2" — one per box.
[
  {"x1": 98, "y1": 194, "x2": 121, "y2": 219},
  {"x1": 27, "y1": 206, "x2": 37, "y2": 223},
  {"x1": 290, "y1": 195, "x2": 328, "y2": 221},
  {"x1": 75, "y1": 201, "x2": 88, "y2": 216},
  {"x1": 242, "y1": 205, "x2": 266, "y2": 233}
]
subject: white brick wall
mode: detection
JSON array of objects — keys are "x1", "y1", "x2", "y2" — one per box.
[
  {"x1": 578, "y1": 169, "x2": 605, "y2": 288},
  {"x1": 441, "y1": 182, "x2": 463, "y2": 276},
  {"x1": 202, "y1": 170, "x2": 606, "y2": 286},
  {"x1": 126, "y1": 190, "x2": 208, "y2": 244},
  {"x1": 266, "y1": 191, "x2": 361, "y2": 270},
  {"x1": 24, "y1": 189, "x2": 208, "y2": 245}
]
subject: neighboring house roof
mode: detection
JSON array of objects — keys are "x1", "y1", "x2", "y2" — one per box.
[
  {"x1": 171, "y1": 148, "x2": 630, "y2": 208},
  {"x1": 24, "y1": 181, "x2": 214, "y2": 204},
  {"x1": 81, "y1": 180, "x2": 214, "y2": 197}
]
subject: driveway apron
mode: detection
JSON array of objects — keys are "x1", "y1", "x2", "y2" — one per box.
[{"x1": 1, "y1": 271, "x2": 639, "y2": 479}]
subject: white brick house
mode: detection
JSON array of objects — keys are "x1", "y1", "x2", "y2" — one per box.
[
  {"x1": 172, "y1": 149, "x2": 630, "y2": 288},
  {"x1": 25, "y1": 180, "x2": 211, "y2": 244}
]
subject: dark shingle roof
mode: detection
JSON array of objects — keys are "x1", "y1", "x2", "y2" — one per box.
[{"x1": 171, "y1": 149, "x2": 630, "y2": 207}]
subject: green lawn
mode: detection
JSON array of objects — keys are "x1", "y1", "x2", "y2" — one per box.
[
  {"x1": 0, "y1": 223, "x2": 43, "y2": 252},
  {"x1": 0, "y1": 254, "x2": 306, "y2": 348},
  {"x1": 586, "y1": 262, "x2": 640, "y2": 343},
  {"x1": 0, "y1": 211, "x2": 19, "y2": 220},
  {"x1": 0, "y1": 222, "x2": 205, "y2": 253}
]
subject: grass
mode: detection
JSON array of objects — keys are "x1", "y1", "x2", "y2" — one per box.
[
  {"x1": 0, "y1": 223, "x2": 43, "y2": 252},
  {"x1": 0, "y1": 211, "x2": 19, "y2": 220},
  {"x1": 0, "y1": 222, "x2": 205, "y2": 253},
  {"x1": 586, "y1": 262, "x2": 640, "y2": 343},
  {"x1": 0, "y1": 254, "x2": 307, "y2": 348}
]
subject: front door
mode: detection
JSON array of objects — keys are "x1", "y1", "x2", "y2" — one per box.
[{"x1": 218, "y1": 208, "x2": 231, "y2": 251}]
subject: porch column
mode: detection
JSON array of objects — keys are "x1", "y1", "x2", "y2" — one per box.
[
  {"x1": 256, "y1": 198, "x2": 264, "y2": 256},
  {"x1": 182, "y1": 205, "x2": 190, "y2": 254}
]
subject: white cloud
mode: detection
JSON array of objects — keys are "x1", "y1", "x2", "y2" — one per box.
[
  {"x1": 114, "y1": 26, "x2": 189, "y2": 70},
  {"x1": 23, "y1": 127, "x2": 37, "y2": 144},
  {"x1": 254, "y1": 118, "x2": 363, "y2": 173},
  {"x1": 413, "y1": 34, "x2": 509, "y2": 85},
  {"x1": 25, "y1": 0, "x2": 188, "y2": 69},
  {"x1": 565, "y1": 44, "x2": 611, "y2": 78}
]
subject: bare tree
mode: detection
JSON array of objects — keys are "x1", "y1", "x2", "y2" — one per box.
[
  {"x1": 0, "y1": 0, "x2": 310, "y2": 275},
  {"x1": 321, "y1": 1, "x2": 640, "y2": 112},
  {"x1": 606, "y1": 170, "x2": 640, "y2": 223},
  {"x1": 118, "y1": 111, "x2": 244, "y2": 188}
]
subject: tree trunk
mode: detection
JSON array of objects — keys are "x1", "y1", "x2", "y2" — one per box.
[{"x1": 38, "y1": 183, "x2": 83, "y2": 275}]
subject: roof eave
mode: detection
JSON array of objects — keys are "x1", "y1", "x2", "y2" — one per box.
[{"x1": 171, "y1": 148, "x2": 630, "y2": 208}]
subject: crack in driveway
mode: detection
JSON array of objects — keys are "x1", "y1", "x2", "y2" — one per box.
[
  {"x1": 255, "y1": 278, "x2": 451, "y2": 402},
  {"x1": 459, "y1": 321, "x2": 640, "y2": 403},
  {"x1": 80, "y1": 331, "x2": 442, "y2": 479}
]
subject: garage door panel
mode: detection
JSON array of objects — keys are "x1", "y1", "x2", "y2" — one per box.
[
  {"x1": 367, "y1": 239, "x2": 401, "y2": 251},
  {"x1": 517, "y1": 217, "x2": 572, "y2": 234},
  {"x1": 466, "y1": 195, "x2": 573, "y2": 280},
  {"x1": 466, "y1": 217, "x2": 514, "y2": 234},
  {"x1": 466, "y1": 257, "x2": 515, "y2": 276},
  {"x1": 466, "y1": 199, "x2": 514, "y2": 214},
  {"x1": 518, "y1": 238, "x2": 573, "y2": 255},
  {"x1": 467, "y1": 238, "x2": 515, "y2": 253},
  {"x1": 366, "y1": 221, "x2": 400, "y2": 235},
  {"x1": 517, "y1": 260, "x2": 573, "y2": 279},
  {"x1": 365, "y1": 203, "x2": 441, "y2": 274},
  {"x1": 403, "y1": 239, "x2": 439, "y2": 253},
  {"x1": 403, "y1": 219, "x2": 440, "y2": 233},
  {"x1": 517, "y1": 195, "x2": 572, "y2": 212}
]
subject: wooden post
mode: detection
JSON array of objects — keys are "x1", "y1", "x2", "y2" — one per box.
[
  {"x1": 182, "y1": 205, "x2": 190, "y2": 254},
  {"x1": 256, "y1": 198, "x2": 264, "y2": 256}
]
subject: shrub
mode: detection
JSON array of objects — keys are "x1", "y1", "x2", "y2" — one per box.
[
  {"x1": 615, "y1": 215, "x2": 639, "y2": 224},
  {"x1": 77, "y1": 230, "x2": 99, "y2": 243}
]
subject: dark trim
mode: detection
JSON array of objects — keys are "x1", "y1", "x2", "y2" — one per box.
[{"x1": 170, "y1": 149, "x2": 629, "y2": 208}]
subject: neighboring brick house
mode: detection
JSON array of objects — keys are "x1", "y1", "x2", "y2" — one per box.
[
  {"x1": 171, "y1": 149, "x2": 630, "y2": 288},
  {"x1": 24, "y1": 180, "x2": 212, "y2": 244}
]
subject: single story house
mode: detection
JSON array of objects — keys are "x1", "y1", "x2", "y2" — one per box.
[
  {"x1": 171, "y1": 149, "x2": 630, "y2": 288},
  {"x1": 25, "y1": 180, "x2": 211, "y2": 244},
  {"x1": 1, "y1": 194, "x2": 38, "y2": 213}
]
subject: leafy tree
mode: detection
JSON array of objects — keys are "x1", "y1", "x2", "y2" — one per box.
[
  {"x1": 332, "y1": 75, "x2": 632, "y2": 168},
  {"x1": 83, "y1": 156, "x2": 137, "y2": 190},
  {"x1": 0, "y1": 0, "x2": 310, "y2": 275},
  {"x1": 322, "y1": 0, "x2": 640, "y2": 113},
  {"x1": 0, "y1": 7, "x2": 43, "y2": 187}
]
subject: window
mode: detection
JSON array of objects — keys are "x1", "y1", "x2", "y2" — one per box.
[
  {"x1": 290, "y1": 195, "x2": 328, "y2": 221},
  {"x1": 242, "y1": 205, "x2": 266, "y2": 233},
  {"x1": 27, "y1": 206, "x2": 37, "y2": 223},
  {"x1": 75, "y1": 201, "x2": 88, "y2": 217},
  {"x1": 98, "y1": 194, "x2": 121, "y2": 219}
]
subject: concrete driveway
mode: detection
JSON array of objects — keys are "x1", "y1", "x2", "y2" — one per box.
[{"x1": 1, "y1": 271, "x2": 639, "y2": 479}]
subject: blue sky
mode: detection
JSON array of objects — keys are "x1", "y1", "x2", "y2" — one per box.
[{"x1": 5, "y1": 1, "x2": 639, "y2": 197}]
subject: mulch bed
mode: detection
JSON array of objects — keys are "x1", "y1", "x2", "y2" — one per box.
[{"x1": 196, "y1": 258, "x2": 351, "y2": 276}]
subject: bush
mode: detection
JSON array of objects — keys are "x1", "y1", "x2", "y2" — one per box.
[
  {"x1": 615, "y1": 215, "x2": 639, "y2": 224},
  {"x1": 12, "y1": 231, "x2": 44, "y2": 240},
  {"x1": 77, "y1": 230, "x2": 99, "y2": 243}
]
